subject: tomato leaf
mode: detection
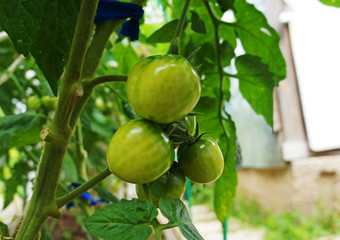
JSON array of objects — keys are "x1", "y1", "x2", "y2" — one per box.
[
  {"x1": 146, "y1": 20, "x2": 179, "y2": 44},
  {"x1": 214, "y1": 116, "x2": 238, "y2": 224},
  {"x1": 159, "y1": 198, "x2": 204, "y2": 240},
  {"x1": 217, "y1": 0, "x2": 236, "y2": 12},
  {"x1": 234, "y1": 54, "x2": 275, "y2": 128},
  {"x1": 190, "y1": 11, "x2": 207, "y2": 34},
  {"x1": 0, "y1": 0, "x2": 81, "y2": 95},
  {"x1": 232, "y1": 0, "x2": 286, "y2": 83},
  {"x1": 0, "y1": 113, "x2": 44, "y2": 153},
  {"x1": 320, "y1": 0, "x2": 340, "y2": 7},
  {"x1": 85, "y1": 199, "x2": 158, "y2": 240},
  {"x1": 30, "y1": 0, "x2": 81, "y2": 95}
]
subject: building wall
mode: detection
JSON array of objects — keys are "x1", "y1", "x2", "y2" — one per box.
[{"x1": 236, "y1": 155, "x2": 340, "y2": 215}]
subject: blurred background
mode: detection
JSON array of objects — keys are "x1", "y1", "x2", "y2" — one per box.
[{"x1": 0, "y1": 0, "x2": 339, "y2": 239}]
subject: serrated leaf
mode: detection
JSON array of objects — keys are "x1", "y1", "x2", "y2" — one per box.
[
  {"x1": 214, "y1": 116, "x2": 238, "y2": 223},
  {"x1": 235, "y1": 54, "x2": 274, "y2": 127},
  {"x1": 93, "y1": 186, "x2": 119, "y2": 204},
  {"x1": 232, "y1": 0, "x2": 286, "y2": 83},
  {"x1": 191, "y1": 11, "x2": 207, "y2": 34},
  {"x1": 85, "y1": 199, "x2": 158, "y2": 240},
  {"x1": 320, "y1": 0, "x2": 340, "y2": 7},
  {"x1": 158, "y1": 198, "x2": 204, "y2": 240},
  {"x1": 146, "y1": 20, "x2": 179, "y2": 44}
]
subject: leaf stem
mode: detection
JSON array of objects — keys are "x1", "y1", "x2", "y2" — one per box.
[
  {"x1": 168, "y1": 0, "x2": 191, "y2": 55},
  {"x1": 203, "y1": 0, "x2": 231, "y2": 138},
  {"x1": 87, "y1": 75, "x2": 128, "y2": 88},
  {"x1": 56, "y1": 167, "x2": 111, "y2": 208}
]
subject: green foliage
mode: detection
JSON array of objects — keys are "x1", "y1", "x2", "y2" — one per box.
[
  {"x1": 230, "y1": 198, "x2": 340, "y2": 240},
  {"x1": 0, "y1": 0, "x2": 81, "y2": 94},
  {"x1": 85, "y1": 199, "x2": 158, "y2": 240},
  {"x1": 159, "y1": 198, "x2": 204, "y2": 240},
  {"x1": 0, "y1": 0, "x2": 287, "y2": 239}
]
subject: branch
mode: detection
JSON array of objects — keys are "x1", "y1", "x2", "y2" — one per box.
[
  {"x1": 87, "y1": 74, "x2": 128, "y2": 88},
  {"x1": 56, "y1": 167, "x2": 111, "y2": 208}
]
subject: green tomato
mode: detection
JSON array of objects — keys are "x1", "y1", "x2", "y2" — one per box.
[
  {"x1": 107, "y1": 119, "x2": 175, "y2": 184},
  {"x1": 41, "y1": 96, "x2": 58, "y2": 111},
  {"x1": 27, "y1": 95, "x2": 42, "y2": 111},
  {"x1": 136, "y1": 163, "x2": 187, "y2": 206},
  {"x1": 127, "y1": 55, "x2": 201, "y2": 124},
  {"x1": 178, "y1": 137, "x2": 224, "y2": 184}
]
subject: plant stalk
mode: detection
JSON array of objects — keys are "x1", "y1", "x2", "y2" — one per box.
[{"x1": 15, "y1": 0, "x2": 99, "y2": 239}]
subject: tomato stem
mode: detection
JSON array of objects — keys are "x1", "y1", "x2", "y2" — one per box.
[
  {"x1": 56, "y1": 167, "x2": 111, "y2": 208},
  {"x1": 168, "y1": 0, "x2": 191, "y2": 55},
  {"x1": 87, "y1": 74, "x2": 128, "y2": 88}
]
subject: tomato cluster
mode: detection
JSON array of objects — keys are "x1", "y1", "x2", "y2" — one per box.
[
  {"x1": 106, "y1": 55, "x2": 224, "y2": 206},
  {"x1": 27, "y1": 95, "x2": 58, "y2": 112}
]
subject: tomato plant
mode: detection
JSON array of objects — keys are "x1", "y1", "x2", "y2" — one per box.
[
  {"x1": 127, "y1": 55, "x2": 201, "y2": 123},
  {"x1": 0, "y1": 0, "x2": 286, "y2": 239},
  {"x1": 107, "y1": 119, "x2": 175, "y2": 184},
  {"x1": 178, "y1": 137, "x2": 224, "y2": 183}
]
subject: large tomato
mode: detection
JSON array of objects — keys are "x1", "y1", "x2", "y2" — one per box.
[
  {"x1": 106, "y1": 119, "x2": 175, "y2": 184},
  {"x1": 136, "y1": 163, "x2": 187, "y2": 206},
  {"x1": 127, "y1": 55, "x2": 201, "y2": 124},
  {"x1": 177, "y1": 137, "x2": 224, "y2": 184}
]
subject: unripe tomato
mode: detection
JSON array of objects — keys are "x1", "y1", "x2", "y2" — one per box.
[
  {"x1": 41, "y1": 96, "x2": 58, "y2": 111},
  {"x1": 27, "y1": 95, "x2": 42, "y2": 111},
  {"x1": 127, "y1": 55, "x2": 201, "y2": 124},
  {"x1": 178, "y1": 137, "x2": 224, "y2": 184},
  {"x1": 106, "y1": 119, "x2": 175, "y2": 184},
  {"x1": 136, "y1": 163, "x2": 187, "y2": 207}
]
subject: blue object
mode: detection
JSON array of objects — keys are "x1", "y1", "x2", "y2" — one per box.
[
  {"x1": 66, "y1": 183, "x2": 106, "y2": 209},
  {"x1": 94, "y1": 0, "x2": 144, "y2": 41}
]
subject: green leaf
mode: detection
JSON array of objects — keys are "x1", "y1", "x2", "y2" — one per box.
[
  {"x1": 158, "y1": 198, "x2": 204, "y2": 240},
  {"x1": 4, "y1": 161, "x2": 30, "y2": 208},
  {"x1": 113, "y1": 42, "x2": 140, "y2": 75},
  {"x1": 85, "y1": 199, "x2": 158, "y2": 240},
  {"x1": 93, "y1": 186, "x2": 119, "y2": 204},
  {"x1": 235, "y1": 54, "x2": 275, "y2": 127},
  {"x1": 214, "y1": 116, "x2": 238, "y2": 223},
  {"x1": 232, "y1": 0, "x2": 286, "y2": 83},
  {"x1": 0, "y1": 0, "x2": 45, "y2": 56},
  {"x1": 146, "y1": 20, "x2": 179, "y2": 44},
  {"x1": 320, "y1": 0, "x2": 340, "y2": 7},
  {"x1": 191, "y1": 11, "x2": 207, "y2": 34},
  {"x1": 0, "y1": 0, "x2": 81, "y2": 95},
  {"x1": 0, "y1": 113, "x2": 44, "y2": 152},
  {"x1": 30, "y1": 0, "x2": 81, "y2": 95}
]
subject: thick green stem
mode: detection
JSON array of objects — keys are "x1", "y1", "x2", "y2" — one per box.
[
  {"x1": 15, "y1": 1, "x2": 99, "y2": 239},
  {"x1": 168, "y1": 0, "x2": 191, "y2": 55},
  {"x1": 56, "y1": 167, "x2": 111, "y2": 208}
]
